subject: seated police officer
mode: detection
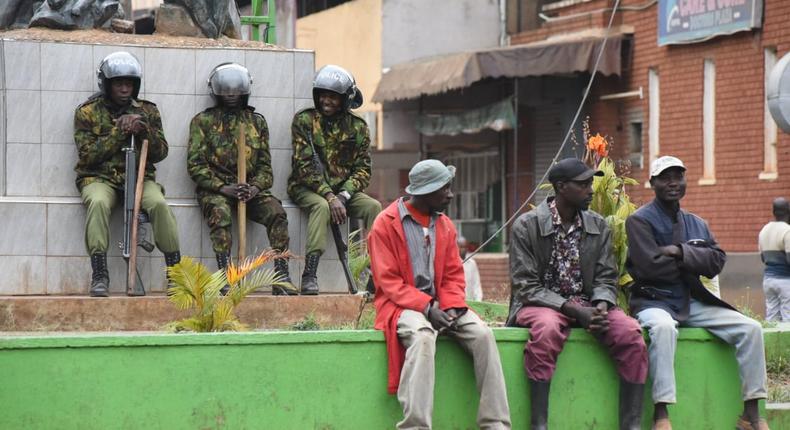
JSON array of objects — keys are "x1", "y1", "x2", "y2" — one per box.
[
  {"x1": 74, "y1": 51, "x2": 181, "y2": 297},
  {"x1": 187, "y1": 63, "x2": 297, "y2": 295}
]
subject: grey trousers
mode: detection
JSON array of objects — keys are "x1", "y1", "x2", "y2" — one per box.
[
  {"x1": 636, "y1": 299, "x2": 768, "y2": 404},
  {"x1": 396, "y1": 309, "x2": 511, "y2": 430},
  {"x1": 763, "y1": 276, "x2": 790, "y2": 322}
]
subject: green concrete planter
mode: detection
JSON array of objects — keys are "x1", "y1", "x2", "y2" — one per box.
[{"x1": 0, "y1": 328, "x2": 776, "y2": 429}]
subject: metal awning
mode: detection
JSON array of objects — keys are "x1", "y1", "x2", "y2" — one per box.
[
  {"x1": 415, "y1": 96, "x2": 515, "y2": 136},
  {"x1": 372, "y1": 29, "x2": 628, "y2": 103}
]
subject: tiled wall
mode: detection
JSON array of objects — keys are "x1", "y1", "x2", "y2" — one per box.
[{"x1": 0, "y1": 39, "x2": 349, "y2": 295}]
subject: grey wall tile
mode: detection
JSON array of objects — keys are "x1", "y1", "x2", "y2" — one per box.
[
  {"x1": 295, "y1": 98, "x2": 313, "y2": 113},
  {"x1": 170, "y1": 206, "x2": 203, "y2": 259},
  {"x1": 145, "y1": 93, "x2": 195, "y2": 147},
  {"x1": 194, "y1": 49, "x2": 246, "y2": 95},
  {"x1": 246, "y1": 51, "x2": 293, "y2": 98},
  {"x1": 46, "y1": 203, "x2": 85, "y2": 256},
  {"x1": 41, "y1": 144, "x2": 79, "y2": 197},
  {"x1": 0, "y1": 203, "x2": 46, "y2": 254},
  {"x1": 0, "y1": 41, "x2": 4, "y2": 90},
  {"x1": 6, "y1": 90, "x2": 41, "y2": 143},
  {"x1": 0, "y1": 256, "x2": 46, "y2": 294},
  {"x1": 46, "y1": 256, "x2": 90, "y2": 294},
  {"x1": 41, "y1": 43, "x2": 93, "y2": 92},
  {"x1": 107, "y1": 255, "x2": 151, "y2": 294},
  {"x1": 145, "y1": 48, "x2": 195, "y2": 95},
  {"x1": 42, "y1": 91, "x2": 93, "y2": 144},
  {"x1": 195, "y1": 95, "x2": 214, "y2": 112},
  {"x1": 6, "y1": 143, "x2": 41, "y2": 196},
  {"x1": 148, "y1": 256, "x2": 168, "y2": 293},
  {"x1": 249, "y1": 96, "x2": 294, "y2": 150},
  {"x1": 92, "y1": 45, "x2": 146, "y2": 95},
  {"x1": 294, "y1": 51, "x2": 315, "y2": 99},
  {"x1": 4, "y1": 41, "x2": 40, "y2": 90},
  {"x1": 155, "y1": 146, "x2": 193, "y2": 199},
  {"x1": 315, "y1": 262, "x2": 347, "y2": 294},
  {"x1": 0, "y1": 93, "x2": 5, "y2": 195},
  {"x1": 270, "y1": 148, "x2": 292, "y2": 201}
]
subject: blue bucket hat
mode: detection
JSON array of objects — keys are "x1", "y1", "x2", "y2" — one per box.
[{"x1": 405, "y1": 159, "x2": 456, "y2": 196}]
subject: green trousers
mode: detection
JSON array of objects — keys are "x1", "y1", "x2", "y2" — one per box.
[
  {"x1": 80, "y1": 181, "x2": 180, "y2": 255},
  {"x1": 197, "y1": 191, "x2": 290, "y2": 254},
  {"x1": 290, "y1": 187, "x2": 381, "y2": 255}
]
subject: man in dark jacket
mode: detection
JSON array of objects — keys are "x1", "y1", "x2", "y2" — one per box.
[
  {"x1": 626, "y1": 156, "x2": 768, "y2": 430},
  {"x1": 509, "y1": 158, "x2": 647, "y2": 430}
]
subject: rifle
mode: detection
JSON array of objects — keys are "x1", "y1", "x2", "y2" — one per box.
[
  {"x1": 237, "y1": 126, "x2": 247, "y2": 262},
  {"x1": 306, "y1": 134, "x2": 358, "y2": 295},
  {"x1": 121, "y1": 135, "x2": 154, "y2": 296}
]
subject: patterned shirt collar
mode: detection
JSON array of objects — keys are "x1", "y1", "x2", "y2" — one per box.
[{"x1": 548, "y1": 198, "x2": 582, "y2": 233}]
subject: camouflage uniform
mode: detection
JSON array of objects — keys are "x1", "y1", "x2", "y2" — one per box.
[
  {"x1": 188, "y1": 106, "x2": 289, "y2": 254},
  {"x1": 74, "y1": 95, "x2": 180, "y2": 255},
  {"x1": 287, "y1": 108, "x2": 382, "y2": 255}
]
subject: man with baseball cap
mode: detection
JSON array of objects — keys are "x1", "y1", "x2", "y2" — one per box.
[
  {"x1": 369, "y1": 159, "x2": 511, "y2": 429},
  {"x1": 626, "y1": 156, "x2": 769, "y2": 430},
  {"x1": 508, "y1": 157, "x2": 648, "y2": 430}
]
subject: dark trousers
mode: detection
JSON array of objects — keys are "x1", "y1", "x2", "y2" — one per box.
[{"x1": 515, "y1": 306, "x2": 648, "y2": 383}]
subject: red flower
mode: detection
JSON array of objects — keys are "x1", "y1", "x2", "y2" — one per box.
[{"x1": 587, "y1": 133, "x2": 609, "y2": 157}]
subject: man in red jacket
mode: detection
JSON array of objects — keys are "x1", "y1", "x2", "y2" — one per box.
[{"x1": 369, "y1": 159, "x2": 511, "y2": 430}]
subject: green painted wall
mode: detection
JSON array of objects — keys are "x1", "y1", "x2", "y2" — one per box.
[{"x1": 0, "y1": 329, "x2": 762, "y2": 429}]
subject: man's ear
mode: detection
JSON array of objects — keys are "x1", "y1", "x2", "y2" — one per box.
[{"x1": 648, "y1": 177, "x2": 655, "y2": 188}]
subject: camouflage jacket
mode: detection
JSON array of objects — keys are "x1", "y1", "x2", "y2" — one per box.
[
  {"x1": 187, "y1": 106, "x2": 273, "y2": 196},
  {"x1": 73, "y1": 96, "x2": 168, "y2": 191},
  {"x1": 287, "y1": 108, "x2": 372, "y2": 198}
]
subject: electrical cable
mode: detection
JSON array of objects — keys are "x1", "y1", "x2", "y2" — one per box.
[{"x1": 464, "y1": 0, "x2": 622, "y2": 263}]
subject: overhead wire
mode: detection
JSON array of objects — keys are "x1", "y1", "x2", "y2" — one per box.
[{"x1": 464, "y1": 0, "x2": 623, "y2": 263}]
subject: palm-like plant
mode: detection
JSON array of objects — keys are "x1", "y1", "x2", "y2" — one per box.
[
  {"x1": 347, "y1": 229, "x2": 371, "y2": 288},
  {"x1": 165, "y1": 250, "x2": 289, "y2": 332},
  {"x1": 583, "y1": 129, "x2": 638, "y2": 308}
]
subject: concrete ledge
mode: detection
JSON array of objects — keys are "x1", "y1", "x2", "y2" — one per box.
[
  {"x1": 0, "y1": 328, "x2": 759, "y2": 429},
  {"x1": 0, "y1": 295, "x2": 366, "y2": 331}
]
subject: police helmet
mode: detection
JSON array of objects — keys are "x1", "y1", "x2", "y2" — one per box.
[
  {"x1": 312, "y1": 65, "x2": 364, "y2": 112},
  {"x1": 97, "y1": 51, "x2": 142, "y2": 99},
  {"x1": 207, "y1": 63, "x2": 252, "y2": 106}
]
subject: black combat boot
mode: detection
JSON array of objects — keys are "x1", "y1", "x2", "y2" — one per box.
[
  {"x1": 90, "y1": 253, "x2": 110, "y2": 297},
  {"x1": 216, "y1": 252, "x2": 231, "y2": 296},
  {"x1": 529, "y1": 379, "x2": 551, "y2": 430},
  {"x1": 300, "y1": 252, "x2": 320, "y2": 295},
  {"x1": 618, "y1": 378, "x2": 645, "y2": 430},
  {"x1": 272, "y1": 258, "x2": 298, "y2": 296},
  {"x1": 164, "y1": 251, "x2": 181, "y2": 291},
  {"x1": 164, "y1": 251, "x2": 181, "y2": 267}
]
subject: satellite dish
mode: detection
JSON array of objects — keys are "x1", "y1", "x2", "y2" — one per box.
[{"x1": 768, "y1": 52, "x2": 790, "y2": 133}]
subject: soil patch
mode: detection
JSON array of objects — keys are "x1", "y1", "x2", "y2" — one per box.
[{"x1": 0, "y1": 27, "x2": 287, "y2": 50}]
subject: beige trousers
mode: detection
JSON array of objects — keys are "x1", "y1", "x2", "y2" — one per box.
[{"x1": 396, "y1": 309, "x2": 511, "y2": 430}]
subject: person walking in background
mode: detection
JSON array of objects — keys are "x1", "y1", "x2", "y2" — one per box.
[
  {"x1": 458, "y1": 236, "x2": 483, "y2": 301},
  {"x1": 758, "y1": 197, "x2": 790, "y2": 322}
]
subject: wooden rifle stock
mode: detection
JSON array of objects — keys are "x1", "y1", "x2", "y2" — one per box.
[{"x1": 127, "y1": 139, "x2": 148, "y2": 296}]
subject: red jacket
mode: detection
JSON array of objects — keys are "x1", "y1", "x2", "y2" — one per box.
[{"x1": 369, "y1": 199, "x2": 468, "y2": 394}]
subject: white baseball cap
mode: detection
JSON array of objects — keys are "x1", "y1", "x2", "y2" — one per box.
[{"x1": 650, "y1": 156, "x2": 686, "y2": 178}]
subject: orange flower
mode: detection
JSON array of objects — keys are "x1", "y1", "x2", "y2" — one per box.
[
  {"x1": 587, "y1": 133, "x2": 609, "y2": 157},
  {"x1": 225, "y1": 250, "x2": 276, "y2": 285}
]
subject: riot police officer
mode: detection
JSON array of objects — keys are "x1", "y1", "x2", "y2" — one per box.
[
  {"x1": 74, "y1": 51, "x2": 181, "y2": 297},
  {"x1": 187, "y1": 63, "x2": 297, "y2": 295},
  {"x1": 287, "y1": 65, "x2": 382, "y2": 295}
]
